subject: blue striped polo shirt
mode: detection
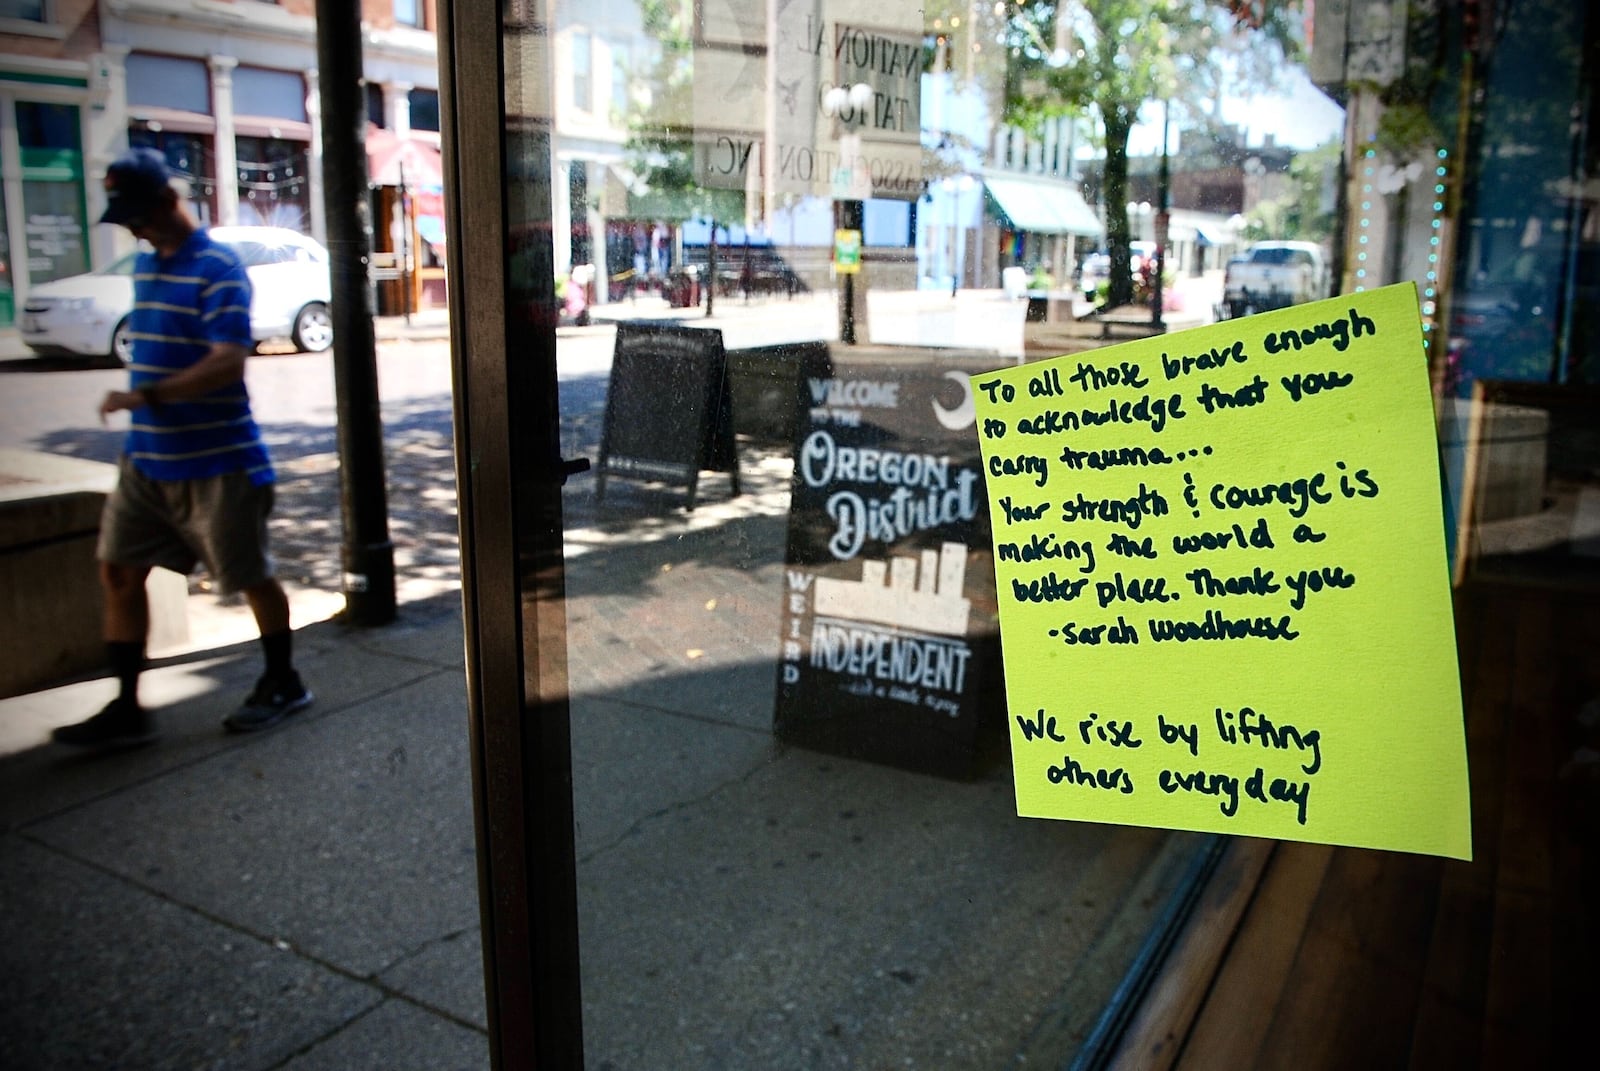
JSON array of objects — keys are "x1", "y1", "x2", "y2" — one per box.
[{"x1": 124, "y1": 230, "x2": 273, "y2": 485}]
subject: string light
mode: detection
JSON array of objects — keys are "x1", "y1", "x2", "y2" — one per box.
[
  {"x1": 1356, "y1": 148, "x2": 1377, "y2": 290},
  {"x1": 1350, "y1": 145, "x2": 1450, "y2": 347}
]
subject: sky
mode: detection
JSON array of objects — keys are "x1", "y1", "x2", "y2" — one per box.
[{"x1": 1126, "y1": 65, "x2": 1347, "y2": 156}]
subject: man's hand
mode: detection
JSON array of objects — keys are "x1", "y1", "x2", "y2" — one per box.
[{"x1": 99, "y1": 389, "x2": 147, "y2": 423}]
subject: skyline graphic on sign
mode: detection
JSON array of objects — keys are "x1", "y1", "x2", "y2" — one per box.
[{"x1": 813, "y1": 541, "x2": 972, "y2": 636}]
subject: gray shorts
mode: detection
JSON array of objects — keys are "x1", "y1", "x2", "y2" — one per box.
[{"x1": 97, "y1": 457, "x2": 277, "y2": 594}]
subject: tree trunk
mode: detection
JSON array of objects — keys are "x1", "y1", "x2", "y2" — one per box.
[{"x1": 1102, "y1": 105, "x2": 1135, "y2": 309}]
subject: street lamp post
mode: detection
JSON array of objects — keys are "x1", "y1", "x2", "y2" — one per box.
[{"x1": 824, "y1": 81, "x2": 874, "y2": 345}]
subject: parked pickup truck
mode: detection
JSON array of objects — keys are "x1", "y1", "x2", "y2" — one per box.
[{"x1": 1220, "y1": 241, "x2": 1330, "y2": 318}]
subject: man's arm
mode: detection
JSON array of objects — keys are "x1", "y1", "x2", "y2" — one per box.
[{"x1": 99, "y1": 341, "x2": 251, "y2": 420}]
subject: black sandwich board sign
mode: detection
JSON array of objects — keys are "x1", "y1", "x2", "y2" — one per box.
[
  {"x1": 773, "y1": 350, "x2": 1003, "y2": 779},
  {"x1": 596, "y1": 322, "x2": 741, "y2": 511}
]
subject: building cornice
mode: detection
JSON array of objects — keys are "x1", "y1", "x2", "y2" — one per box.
[
  {"x1": 107, "y1": 0, "x2": 315, "y2": 39},
  {"x1": 106, "y1": 0, "x2": 438, "y2": 64},
  {"x1": 0, "y1": 51, "x2": 90, "y2": 78}
]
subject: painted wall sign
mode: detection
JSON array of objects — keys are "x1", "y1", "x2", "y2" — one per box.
[
  {"x1": 970, "y1": 284, "x2": 1471, "y2": 859},
  {"x1": 775, "y1": 355, "x2": 1002, "y2": 778}
]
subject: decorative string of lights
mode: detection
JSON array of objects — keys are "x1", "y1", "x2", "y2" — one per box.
[{"x1": 1354, "y1": 143, "x2": 1449, "y2": 349}]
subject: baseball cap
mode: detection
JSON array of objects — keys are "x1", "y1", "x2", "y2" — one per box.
[{"x1": 99, "y1": 147, "x2": 174, "y2": 225}]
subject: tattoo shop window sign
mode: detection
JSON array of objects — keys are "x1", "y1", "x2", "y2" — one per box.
[{"x1": 971, "y1": 284, "x2": 1471, "y2": 859}]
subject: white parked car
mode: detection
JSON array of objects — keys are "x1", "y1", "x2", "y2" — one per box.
[{"x1": 20, "y1": 225, "x2": 334, "y2": 362}]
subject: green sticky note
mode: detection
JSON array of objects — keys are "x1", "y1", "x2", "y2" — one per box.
[{"x1": 970, "y1": 283, "x2": 1470, "y2": 859}]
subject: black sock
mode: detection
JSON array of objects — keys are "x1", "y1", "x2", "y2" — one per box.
[
  {"x1": 261, "y1": 629, "x2": 293, "y2": 679},
  {"x1": 108, "y1": 641, "x2": 145, "y2": 705}
]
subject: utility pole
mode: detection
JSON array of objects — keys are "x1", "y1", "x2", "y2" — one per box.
[{"x1": 315, "y1": 0, "x2": 396, "y2": 625}]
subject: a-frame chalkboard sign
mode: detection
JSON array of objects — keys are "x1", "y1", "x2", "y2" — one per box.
[{"x1": 596, "y1": 322, "x2": 741, "y2": 511}]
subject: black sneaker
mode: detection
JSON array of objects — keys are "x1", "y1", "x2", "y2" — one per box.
[
  {"x1": 224, "y1": 672, "x2": 313, "y2": 733},
  {"x1": 52, "y1": 697, "x2": 156, "y2": 751}
]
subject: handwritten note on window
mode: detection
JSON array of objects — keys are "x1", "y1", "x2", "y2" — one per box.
[{"x1": 971, "y1": 283, "x2": 1470, "y2": 859}]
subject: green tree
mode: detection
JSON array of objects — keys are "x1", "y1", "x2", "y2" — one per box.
[
  {"x1": 625, "y1": 0, "x2": 744, "y2": 315},
  {"x1": 1000, "y1": 0, "x2": 1302, "y2": 306}
]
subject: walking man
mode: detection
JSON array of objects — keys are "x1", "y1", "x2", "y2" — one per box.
[{"x1": 52, "y1": 147, "x2": 311, "y2": 748}]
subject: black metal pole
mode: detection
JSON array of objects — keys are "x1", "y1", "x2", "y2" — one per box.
[
  {"x1": 315, "y1": 0, "x2": 396, "y2": 625},
  {"x1": 837, "y1": 198, "x2": 862, "y2": 344}
]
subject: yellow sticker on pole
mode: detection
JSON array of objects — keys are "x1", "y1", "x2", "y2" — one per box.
[
  {"x1": 834, "y1": 229, "x2": 861, "y2": 275},
  {"x1": 970, "y1": 283, "x2": 1470, "y2": 859}
]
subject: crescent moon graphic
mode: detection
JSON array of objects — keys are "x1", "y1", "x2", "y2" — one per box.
[{"x1": 931, "y1": 370, "x2": 976, "y2": 430}]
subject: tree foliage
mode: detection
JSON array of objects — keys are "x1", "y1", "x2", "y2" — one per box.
[
  {"x1": 999, "y1": 0, "x2": 1302, "y2": 306},
  {"x1": 626, "y1": 0, "x2": 719, "y2": 219}
]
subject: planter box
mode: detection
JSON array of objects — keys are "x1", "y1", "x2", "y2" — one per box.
[{"x1": 0, "y1": 451, "x2": 187, "y2": 698}]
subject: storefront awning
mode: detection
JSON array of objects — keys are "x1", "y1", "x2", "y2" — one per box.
[
  {"x1": 982, "y1": 172, "x2": 1102, "y2": 238},
  {"x1": 366, "y1": 126, "x2": 445, "y2": 191}
]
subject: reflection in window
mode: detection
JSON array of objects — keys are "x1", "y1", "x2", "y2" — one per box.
[
  {"x1": 0, "y1": 1, "x2": 45, "y2": 22},
  {"x1": 365, "y1": 81, "x2": 386, "y2": 128},
  {"x1": 572, "y1": 29, "x2": 592, "y2": 112},
  {"x1": 408, "y1": 88, "x2": 440, "y2": 132},
  {"x1": 611, "y1": 46, "x2": 630, "y2": 119}
]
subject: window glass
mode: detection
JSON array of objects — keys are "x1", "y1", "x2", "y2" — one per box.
[
  {"x1": 463, "y1": 0, "x2": 1600, "y2": 1063},
  {"x1": 571, "y1": 28, "x2": 592, "y2": 112},
  {"x1": 15, "y1": 101, "x2": 87, "y2": 286},
  {"x1": 0, "y1": 1, "x2": 45, "y2": 22},
  {"x1": 365, "y1": 81, "x2": 386, "y2": 128},
  {"x1": 234, "y1": 135, "x2": 310, "y2": 233},
  {"x1": 125, "y1": 53, "x2": 210, "y2": 112},
  {"x1": 495, "y1": 1, "x2": 1213, "y2": 1064},
  {"x1": 408, "y1": 87, "x2": 440, "y2": 132},
  {"x1": 233, "y1": 66, "x2": 308, "y2": 123}
]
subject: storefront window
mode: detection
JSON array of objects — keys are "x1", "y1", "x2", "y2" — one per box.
[
  {"x1": 14, "y1": 101, "x2": 86, "y2": 286},
  {"x1": 443, "y1": 0, "x2": 1598, "y2": 1064},
  {"x1": 408, "y1": 87, "x2": 440, "y2": 132},
  {"x1": 234, "y1": 135, "x2": 311, "y2": 232},
  {"x1": 0, "y1": 1, "x2": 45, "y2": 23}
]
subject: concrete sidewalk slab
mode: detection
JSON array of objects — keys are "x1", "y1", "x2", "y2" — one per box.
[
  {"x1": 1, "y1": 592, "x2": 487, "y2": 1070},
  {"x1": 0, "y1": 835, "x2": 381, "y2": 1071},
  {"x1": 27, "y1": 668, "x2": 477, "y2": 981},
  {"x1": 0, "y1": 608, "x2": 461, "y2": 831},
  {"x1": 279, "y1": 998, "x2": 486, "y2": 1070}
]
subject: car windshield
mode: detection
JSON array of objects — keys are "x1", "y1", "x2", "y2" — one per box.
[{"x1": 1250, "y1": 247, "x2": 1305, "y2": 265}]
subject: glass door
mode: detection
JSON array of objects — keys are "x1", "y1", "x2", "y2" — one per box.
[{"x1": 439, "y1": 0, "x2": 1600, "y2": 1065}]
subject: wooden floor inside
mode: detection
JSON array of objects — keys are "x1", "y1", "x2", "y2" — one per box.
[{"x1": 1113, "y1": 581, "x2": 1600, "y2": 1069}]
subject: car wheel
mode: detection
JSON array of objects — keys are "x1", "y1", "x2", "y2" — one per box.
[
  {"x1": 111, "y1": 317, "x2": 134, "y2": 364},
  {"x1": 292, "y1": 303, "x2": 334, "y2": 353}
]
